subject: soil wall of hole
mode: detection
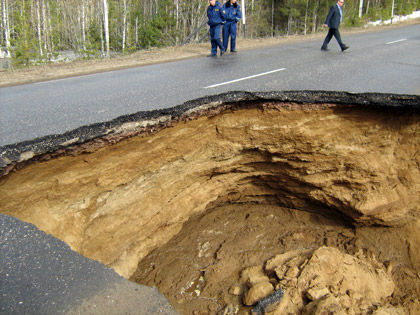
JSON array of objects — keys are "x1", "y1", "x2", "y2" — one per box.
[{"x1": 0, "y1": 91, "x2": 419, "y2": 314}]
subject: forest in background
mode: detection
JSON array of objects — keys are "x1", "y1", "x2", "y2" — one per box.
[{"x1": 1, "y1": 0, "x2": 419, "y2": 66}]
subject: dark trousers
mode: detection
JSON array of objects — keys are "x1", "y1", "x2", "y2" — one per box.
[
  {"x1": 222, "y1": 22, "x2": 237, "y2": 52},
  {"x1": 321, "y1": 28, "x2": 344, "y2": 49},
  {"x1": 210, "y1": 24, "x2": 224, "y2": 55}
]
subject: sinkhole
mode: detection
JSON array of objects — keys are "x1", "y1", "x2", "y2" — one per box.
[{"x1": 1, "y1": 91, "x2": 420, "y2": 314}]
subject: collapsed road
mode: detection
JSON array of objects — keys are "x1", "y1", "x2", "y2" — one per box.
[{"x1": 1, "y1": 91, "x2": 420, "y2": 314}]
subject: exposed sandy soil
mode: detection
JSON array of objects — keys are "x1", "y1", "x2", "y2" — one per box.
[
  {"x1": 1, "y1": 100, "x2": 419, "y2": 315},
  {"x1": 131, "y1": 204, "x2": 420, "y2": 315},
  {"x1": 1, "y1": 20, "x2": 418, "y2": 88}
]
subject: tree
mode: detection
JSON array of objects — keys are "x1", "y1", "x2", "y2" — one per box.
[
  {"x1": 35, "y1": 0, "x2": 42, "y2": 55},
  {"x1": 2, "y1": 0, "x2": 419, "y2": 66},
  {"x1": 81, "y1": 0, "x2": 86, "y2": 51},
  {"x1": 122, "y1": 0, "x2": 127, "y2": 54},
  {"x1": 12, "y1": 0, "x2": 38, "y2": 66},
  {"x1": 103, "y1": 0, "x2": 109, "y2": 57},
  {"x1": 1, "y1": 0, "x2": 11, "y2": 58}
]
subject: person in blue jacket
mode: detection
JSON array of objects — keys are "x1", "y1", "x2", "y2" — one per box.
[
  {"x1": 222, "y1": 0, "x2": 241, "y2": 53},
  {"x1": 207, "y1": 0, "x2": 226, "y2": 57}
]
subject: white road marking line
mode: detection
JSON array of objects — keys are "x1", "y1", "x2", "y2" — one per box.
[
  {"x1": 204, "y1": 68, "x2": 286, "y2": 89},
  {"x1": 386, "y1": 38, "x2": 407, "y2": 45}
]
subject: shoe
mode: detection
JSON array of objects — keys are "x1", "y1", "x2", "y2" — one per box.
[
  {"x1": 231, "y1": 50, "x2": 237, "y2": 53},
  {"x1": 341, "y1": 45, "x2": 349, "y2": 51},
  {"x1": 321, "y1": 47, "x2": 329, "y2": 51},
  {"x1": 207, "y1": 54, "x2": 217, "y2": 57},
  {"x1": 220, "y1": 49, "x2": 225, "y2": 56}
]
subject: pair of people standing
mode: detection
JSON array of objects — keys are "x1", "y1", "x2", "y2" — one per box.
[{"x1": 207, "y1": 0, "x2": 242, "y2": 57}]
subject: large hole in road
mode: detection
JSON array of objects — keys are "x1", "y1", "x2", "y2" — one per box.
[{"x1": 1, "y1": 91, "x2": 420, "y2": 314}]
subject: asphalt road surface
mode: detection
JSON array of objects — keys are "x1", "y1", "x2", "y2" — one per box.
[
  {"x1": 1, "y1": 23, "x2": 419, "y2": 147},
  {"x1": 0, "y1": 214, "x2": 179, "y2": 315}
]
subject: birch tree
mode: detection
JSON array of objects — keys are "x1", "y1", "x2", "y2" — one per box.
[
  {"x1": 36, "y1": 0, "x2": 42, "y2": 55},
  {"x1": 1, "y1": 0, "x2": 11, "y2": 57},
  {"x1": 103, "y1": 0, "x2": 109, "y2": 57},
  {"x1": 81, "y1": 0, "x2": 86, "y2": 51},
  {"x1": 41, "y1": 0, "x2": 47, "y2": 52},
  {"x1": 122, "y1": 0, "x2": 126, "y2": 53}
]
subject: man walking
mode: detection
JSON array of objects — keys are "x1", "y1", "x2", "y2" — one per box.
[
  {"x1": 321, "y1": 0, "x2": 349, "y2": 52},
  {"x1": 222, "y1": 0, "x2": 242, "y2": 53},
  {"x1": 207, "y1": 0, "x2": 226, "y2": 57}
]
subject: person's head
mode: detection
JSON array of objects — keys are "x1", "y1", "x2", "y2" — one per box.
[
  {"x1": 230, "y1": 0, "x2": 237, "y2": 4},
  {"x1": 337, "y1": 0, "x2": 344, "y2": 7},
  {"x1": 209, "y1": 0, "x2": 216, "y2": 6}
]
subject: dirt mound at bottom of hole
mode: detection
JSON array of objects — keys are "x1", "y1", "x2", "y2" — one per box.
[{"x1": 130, "y1": 204, "x2": 420, "y2": 314}]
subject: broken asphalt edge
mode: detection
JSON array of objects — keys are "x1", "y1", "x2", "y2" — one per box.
[{"x1": 1, "y1": 90, "x2": 419, "y2": 174}]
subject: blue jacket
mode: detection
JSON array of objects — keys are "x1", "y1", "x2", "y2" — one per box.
[
  {"x1": 223, "y1": 2, "x2": 241, "y2": 22},
  {"x1": 207, "y1": 1, "x2": 226, "y2": 27}
]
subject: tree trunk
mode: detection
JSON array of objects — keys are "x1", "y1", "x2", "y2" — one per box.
[
  {"x1": 2, "y1": 0, "x2": 11, "y2": 58},
  {"x1": 100, "y1": 18, "x2": 104, "y2": 56},
  {"x1": 304, "y1": 0, "x2": 309, "y2": 35},
  {"x1": 46, "y1": 0, "x2": 53, "y2": 52},
  {"x1": 175, "y1": 0, "x2": 179, "y2": 30},
  {"x1": 36, "y1": 0, "x2": 43, "y2": 55},
  {"x1": 103, "y1": 0, "x2": 109, "y2": 57},
  {"x1": 359, "y1": 0, "x2": 364, "y2": 18},
  {"x1": 122, "y1": 0, "x2": 127, "y2": 54},
  {"x1": 312, "y1": 0, "x2": 319, "y2": 33},
  {"x1": 135, "y1": 15, "x2": 138, "y2": 48},
  {"x1": 271, "y1": 0, "x2": 274, "y2": 37},
  {"x1": 41, "y1": 0, "x2": 47, "y2": 53},
  {"x1": 81, "y1": 0, "x2": 86, "y2": 51}
]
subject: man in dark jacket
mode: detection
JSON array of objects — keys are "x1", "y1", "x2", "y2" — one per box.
[
  {"x1": 222, "y1": 0, "x2": 241, "y2": 53},
  {"x1": 207, "y1": 0, "x2": 226, "y2": 57},
  {"x1": 321, "y1": 0, "x2": 349, "y2": 52}
]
